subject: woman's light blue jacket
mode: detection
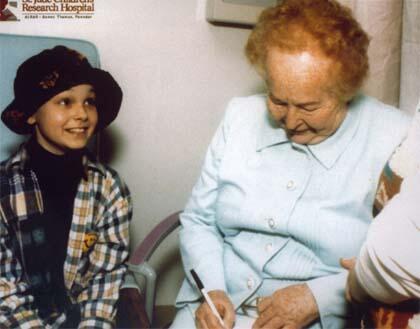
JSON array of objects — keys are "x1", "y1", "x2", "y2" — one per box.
[{"x1": 176, "y1": 94, "x2": 410, "y2": 328}]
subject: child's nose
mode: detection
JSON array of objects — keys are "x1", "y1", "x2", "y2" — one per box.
[{"x1": 74, "y1": 103, "x2": 89, "y2": 119}]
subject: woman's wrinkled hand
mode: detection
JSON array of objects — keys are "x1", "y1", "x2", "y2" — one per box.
[
  {"x1": 252, "y1": 284, "x2": 319, "y2": 329},
  {"x1": 195, "y1": 290, "x2": 235, "y2": 329},
  {"x1": 340, "y1": 257, "x2": 370, "y2": 303}
]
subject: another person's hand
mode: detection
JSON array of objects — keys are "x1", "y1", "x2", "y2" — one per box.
[
  {"x1": 340, "y1": 257, "x2": 370, "y2": 303},
  {"x1": 195, "y1": 290, "x2": 235, "y2": 329},
  {"x1": 252, "y1": 284, "x2": 319, "y2": 329}
]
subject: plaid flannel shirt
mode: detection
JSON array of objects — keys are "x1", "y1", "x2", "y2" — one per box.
[{"x1": 0, "y1": 144, "x2": 132, "y2": 329}]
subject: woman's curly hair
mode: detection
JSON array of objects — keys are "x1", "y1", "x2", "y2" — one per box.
[{"x1": 245, "y1": 0, "x2": 370, "y2": 101}]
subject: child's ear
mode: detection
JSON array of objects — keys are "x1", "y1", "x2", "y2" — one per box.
[{"x1": 27, "y1": 115, "x2": 36, "y2": 125}]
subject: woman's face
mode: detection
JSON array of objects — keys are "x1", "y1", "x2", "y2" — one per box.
[
  {"x1": 27, "y1": 84, "x2": 98, "y2": 155},
  {"x1": 265, "y1": 48, "x2": 347, "y2": 145}
]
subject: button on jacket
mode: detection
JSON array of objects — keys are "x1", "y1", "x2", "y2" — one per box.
[{"x1": 175, "y1": 94, "x2": 410, "y2": 328}]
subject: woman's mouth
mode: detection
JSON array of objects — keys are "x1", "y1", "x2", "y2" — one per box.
[{"x1": 289, "y1": 129, "x2": 308, "y2": 135}]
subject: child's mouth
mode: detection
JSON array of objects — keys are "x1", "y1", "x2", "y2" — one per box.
[{"x1": 66, "y1": 127, "x2": 88, "y2": 133}]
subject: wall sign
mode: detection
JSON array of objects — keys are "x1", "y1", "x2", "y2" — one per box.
[{"x1": 206, "y1": 0, "x2": 278, "y2": 26}]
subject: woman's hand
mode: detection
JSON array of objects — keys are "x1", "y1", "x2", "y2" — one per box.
[
  {"x1": 252, "y1": 284, "x2": 319, "y2": 329},
  {"x1": 195, "y1": 290, "x2": 235, "y2": 329},
  {"x1": 340, "y1": 257, "x2": 370, "y2": 303}
]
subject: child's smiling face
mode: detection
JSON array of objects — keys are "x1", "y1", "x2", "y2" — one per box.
[{"x1": 27, "y1": 84, "x2": 98, "y2": 155}]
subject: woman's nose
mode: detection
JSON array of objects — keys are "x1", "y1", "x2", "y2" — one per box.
[{"x1": 283, "y1": 107, "x2": 300, "y2": 130}]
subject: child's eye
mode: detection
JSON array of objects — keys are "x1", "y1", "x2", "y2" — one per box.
[
  {"x1": 58, "y1": 98, "x2": 71, "y2": 106},
  {"x1": 85, "y1": 97, "x2": 96, "y2": 106}
]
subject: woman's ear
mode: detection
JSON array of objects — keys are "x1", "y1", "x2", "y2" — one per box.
[{"x1": 27, "y1": 114, "x2": 36, "y2": 125}]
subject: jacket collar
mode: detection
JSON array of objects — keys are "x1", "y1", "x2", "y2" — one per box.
[
  {"x1": 256, "y1": 110, "x2": 289, "y2": 151},
  {"x1": 256, "y1": 95, "x2": 362, "y2": 170},
  {"x1": 307, "y1": 97, "x2": 361, "y2": 169}
]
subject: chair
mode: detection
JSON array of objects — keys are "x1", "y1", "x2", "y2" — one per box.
[
  {"x1": 124, "y1": 211, "x2": 182, "y2": 326},
  {"x1": 0, "y1": 33, "x2": 150, "y2": 328}
]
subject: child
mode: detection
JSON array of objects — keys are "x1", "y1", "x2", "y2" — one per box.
[{"x1": 0, "y1": 46, "x2": 132, "y2": 328}]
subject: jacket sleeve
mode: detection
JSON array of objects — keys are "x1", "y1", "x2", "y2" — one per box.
[
  {"x1": 77, "y1": 174, "x2": 132, "y2": 329},
  {"x1": 179, "y1": 100, "x2": 237, "y2": 294},
  {"x1": 355, "y1": 171, "x2": 420, "y2": 304},
  {"x1": 306, "y1": 271, "x2": 351, "y2": 329},
  {"x1": 0, "y1": 209, "x2": 44, "y2": 328}
]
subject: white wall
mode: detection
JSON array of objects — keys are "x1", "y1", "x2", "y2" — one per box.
[
  {"x1": 341, "y1": 0, "x2": 403, "y2": 108},
  {"x1": 400, "y1": 0, "x2": 420, "y2": 114},
  {"x1": 0, "y1": 0, "x2": 412, "y2": 306}
]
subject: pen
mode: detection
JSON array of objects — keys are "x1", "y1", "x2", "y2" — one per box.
[{"x1": 190, "y1": 269, "x2": 226, "y2": 328}]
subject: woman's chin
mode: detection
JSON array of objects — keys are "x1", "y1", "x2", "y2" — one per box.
[
  {"x1": 290, "y1": 133, "x2": 328, "y2": 145},
  {"x1": 289, "y1": 133, "x2": 312, "y2": 145}
]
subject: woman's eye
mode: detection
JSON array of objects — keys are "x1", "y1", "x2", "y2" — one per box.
[
  {"x1": 300, "y1": 106, "x2": 319, "y2": 112},
  {"x1": 270, "y1": 99, "x2": 287, "y2": 107},
  {"x1": 269, "y1": 94, "x2": 286, "y2": 106},
  {"x1": 273, "y1": 102, "x2": 288, "y2": 109},
  {"x1": 276, "y1": 102, "x2": 287, "y2": 107}
]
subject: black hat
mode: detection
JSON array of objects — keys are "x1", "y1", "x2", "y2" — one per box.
[{"x1": 1, "y1": 45, "x2": 123, "y2": 134}]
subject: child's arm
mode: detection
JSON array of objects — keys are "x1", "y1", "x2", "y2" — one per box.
[
  {"x1": 76, "y1": 171, "x2": 132, "y2": 328},
  {"x1": 0, "y1": 214, "x2": 44, "y2": 328}
]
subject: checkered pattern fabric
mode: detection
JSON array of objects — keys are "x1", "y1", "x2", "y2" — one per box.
[{"x1": 0, "y1": 144, "x2": 132, "y2": 328}]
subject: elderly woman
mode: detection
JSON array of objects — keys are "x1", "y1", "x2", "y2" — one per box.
[{"x1": 172, "y1": 1, "x2": 410, "y2": 328}]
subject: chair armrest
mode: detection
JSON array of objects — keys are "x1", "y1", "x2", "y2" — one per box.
[
  {"x1": 130, "y1": 211, "x2": 181, "y2": 265},
  {"x1": 127, "y1": 211, "x2": 182, "y2": 323}
]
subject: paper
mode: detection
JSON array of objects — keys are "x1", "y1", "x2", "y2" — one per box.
[{"x1": 234, "y1": 314, "x2": 256, "y2": 329}]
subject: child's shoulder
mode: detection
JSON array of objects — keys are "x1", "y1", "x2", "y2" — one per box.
[
  {"x1": 0, "y1": 161, "x2": 10, "y2": 198},
  {"x1": 0, "y1": 158, "x2": 8, "y2": 172},
  {"x1": 0, "y1": 150, "x2": 22, "y2": 182},
  {"x1": 85, "y1": 156, "x2": 130, "y2": 195},
  {"x1": 0, "y1": 156, "x2": 16, "y2": 201},
  {"x1": 0, "y1": 144, "x2": 27, "y2": 173},
  {"x1": 86, "y1": 156, "x2": 118, "y2": 179}
]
